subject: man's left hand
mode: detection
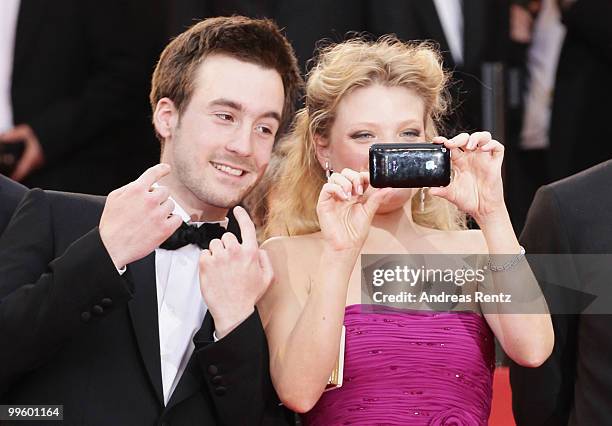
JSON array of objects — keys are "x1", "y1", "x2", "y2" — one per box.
[{"x1": 199, "y1": 206, "x2": 274, "y2": 339}]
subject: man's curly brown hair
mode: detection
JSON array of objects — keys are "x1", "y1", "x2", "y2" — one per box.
[{"x1": 150, "y1": 16, "x2": 303, "y2": 148}]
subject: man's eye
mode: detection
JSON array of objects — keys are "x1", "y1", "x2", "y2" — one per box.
[
  {"x1": 215, "y1": 113, "x2": 234, "y2": 122},
  {"x1": 255, "y1": 125, "x2": 273, "y2": 135}
]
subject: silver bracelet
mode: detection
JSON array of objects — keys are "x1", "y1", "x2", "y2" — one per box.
[{"x1": 486, "y1": 246, "x2": 526, "y2": 272}]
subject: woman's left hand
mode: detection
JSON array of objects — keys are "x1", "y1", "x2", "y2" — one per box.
[{"x1": 428, "y1": 132, "x2": 507, "y2": 224}]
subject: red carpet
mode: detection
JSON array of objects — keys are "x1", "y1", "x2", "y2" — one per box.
[{"x1": 489, "y1": 367, "x2": 515, "y2": 425}]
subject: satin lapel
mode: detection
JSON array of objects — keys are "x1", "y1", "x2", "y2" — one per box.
[
  {"x1": 165, "y1": 311, "x2": 215, "y2": 410},
  {"x1": 127, "y1": 252, "x2": 164, "y2": 404},
  {"x1": 13, "y1": 0, "x2": 48, "y2": 75}
]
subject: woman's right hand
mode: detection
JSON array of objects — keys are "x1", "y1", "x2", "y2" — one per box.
[{"x1": 317, "y1": 168, "x2": 392, "y2": 252}]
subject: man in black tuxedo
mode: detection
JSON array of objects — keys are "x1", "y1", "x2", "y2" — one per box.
[
  {"x1": 510, "y1": 159, "x2": 612, "y2": 425},
  {"x1": 0, "y1": 174, "x2": 26, "y2": 235},
  {"x1": 0, "y1": 16, "x2": 302, "y2": 425},
  {"x1": 0, "y1": 0, "x2": 163, "y2": 194}
]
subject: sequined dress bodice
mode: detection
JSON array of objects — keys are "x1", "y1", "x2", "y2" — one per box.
[{"x1": 303, "y1": 305, "x2": 495, "y2": 425}]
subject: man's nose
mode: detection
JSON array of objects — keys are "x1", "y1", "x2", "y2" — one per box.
[{"x1": 225, "y1": 124, "x2": 253, "y2": 157}]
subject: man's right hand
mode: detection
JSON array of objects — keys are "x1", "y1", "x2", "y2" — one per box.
[{"x1": 99, "y1": 163, "x2": 183, "y2": 269}]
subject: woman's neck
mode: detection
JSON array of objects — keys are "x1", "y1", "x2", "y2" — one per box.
[
  {"x1": 366, "y1": 203, "x2": 434, "y2": 252},
  {"x1": 371, "y1": 203, "x2": 417, "y2": 234}
]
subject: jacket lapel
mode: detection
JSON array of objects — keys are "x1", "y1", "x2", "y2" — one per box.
[
  {"x1": 415, "y1": 0, "x2": 454, "y2": 67},
  {"x1": 127, "y1": 252, "x2": 164, "y2": 405},
  {"x1": 165, "y1": 311, "x2": 215, "y2": 410},
  {"x1": 13, "y1": 0, "x2": 48, "y2": 75}
]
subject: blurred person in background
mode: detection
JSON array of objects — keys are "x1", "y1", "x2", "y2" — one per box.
[
  {"x1": 167, "y1": 0, "x2": 366, "y2": 74},
  {"x1": 505, "y1": 0, "x2": 566, "y2": 231},
  {"x1": 547, "y1": 0, "x2": 612, "y2": 181},
  {"x1": 366, "y1": 0, "x2": 511, "y2": 135},
  {"x1": 0, "y1": 0, "x2": 164, "y2": 194}
]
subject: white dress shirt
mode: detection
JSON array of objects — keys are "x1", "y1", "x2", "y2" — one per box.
[
  {"x1": 0, "y1": 0, "x2": 21, "y2": 132},
  {"x1": 520, "y1": 0, "x2": 566, "y2": 150},
  {"x1": 154, "y1": 199, "x2": 228, "y2": 405},
  {"x1": 433, "y1": 0, "x2": 464, "y2": 66}
]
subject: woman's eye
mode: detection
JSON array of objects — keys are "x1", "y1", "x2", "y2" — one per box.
[
  {"x1": 400, "y1": 130, "x2": 421, "y2": 138},
  {"x1": 350, "y1": 132, "x2": 374, "y2": 140}
]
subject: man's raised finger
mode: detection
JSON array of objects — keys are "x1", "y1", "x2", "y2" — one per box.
[
  {"x1": 136, "y1": 163, "x2": 171, "y2": 189},
  {"x1": 233, "y1": 206, "x2": 257, "y2": 249}
]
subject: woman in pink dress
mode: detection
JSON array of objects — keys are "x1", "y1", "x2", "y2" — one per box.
[{"x1": 257, "y1": 37, "x2": 553, "y2": 425}]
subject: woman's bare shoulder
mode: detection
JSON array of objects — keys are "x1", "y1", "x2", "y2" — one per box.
[{"x1": 261, "y1": 232, "x2": 324, "y2": 262}]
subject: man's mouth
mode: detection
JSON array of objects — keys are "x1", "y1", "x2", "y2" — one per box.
[{"x1": 210, "y1": 161, "x2": 246, "y2": 177}]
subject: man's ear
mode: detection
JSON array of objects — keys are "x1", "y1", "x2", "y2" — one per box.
[
  {"x1": 153, "y1": 98, "x2": 179, "y2": 140},
  {"x1": 314, "y1": 134, "x2": 331, "y2": 170}
]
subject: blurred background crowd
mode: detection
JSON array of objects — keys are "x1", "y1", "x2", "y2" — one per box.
[{"x1": 1, "y1": 0, "x2": 611, "y2": 232}]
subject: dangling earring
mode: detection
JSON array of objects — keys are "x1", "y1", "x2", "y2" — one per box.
[
  {"x1": 325, "y1": 161, "x2": 332, "y2": 180},
  {"x1": 420, "y1": 187, "x2": 427, "y2": 212}
]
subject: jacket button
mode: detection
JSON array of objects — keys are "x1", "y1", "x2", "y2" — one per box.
[
  {"x1": 211, "y1": 375, "x2": 223, "y2": 385},
  {"x1": 207, "y1": 365, "x2": 218, "y2": 375},
  {"x1": 215, "y1": 386, "x2": 226, "y2": 396},
  {"x1": 92, "y1": 305, "x2": 104, "y2": 315},
  {"x1": 81, "y1": 312, "x2": 92, "y2": 322},
  {"x1": 101, "y1": 298, "x2": 113, "y2": 307}
]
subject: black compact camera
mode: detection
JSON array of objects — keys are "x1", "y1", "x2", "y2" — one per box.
[{"x1": 369, "y1": 143, "x2": 451, "y2": 188}]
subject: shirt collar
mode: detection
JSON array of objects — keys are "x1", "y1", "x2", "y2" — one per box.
[
  {"x1": 150, "y1": 183, "x2": 228, "y2": 229},
  {"x1": 170, "y1": 196, "x2": 229, "y2": 229}
]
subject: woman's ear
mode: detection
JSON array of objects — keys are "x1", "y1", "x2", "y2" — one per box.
[
  {"x1": 314, "y1": 134, "x2": 331, "y2": 170},
  {"x1": 153, "y1": 98, "x2": 179, "y2": 140}
]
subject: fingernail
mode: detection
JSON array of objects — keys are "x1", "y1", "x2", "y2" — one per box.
[
  {"x1": 358, "y1": 185, "x2": 363, "y2": 195},
  {"x1": 344, "y1": 191, "x2": 350, "y2": 200}
]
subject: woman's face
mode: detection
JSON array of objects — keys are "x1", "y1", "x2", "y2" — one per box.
[{"x1": 318, "y1": 84, "x2": 427, "y2": 213}]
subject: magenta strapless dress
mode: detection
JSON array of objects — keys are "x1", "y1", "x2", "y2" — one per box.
[{"x1": 303, "y1": 305, "x2": 495, "y2": 426}]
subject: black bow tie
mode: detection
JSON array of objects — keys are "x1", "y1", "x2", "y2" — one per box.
[{"x1": 160, "y1": 222, "x2": 226, "y2": 250}]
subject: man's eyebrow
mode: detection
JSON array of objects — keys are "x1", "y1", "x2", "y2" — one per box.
[
  {"x1": 208, "y1": 98, "x2": 281, "y2": 123},
  {"x1": 208, "y1": 98, "x2": 243, "y2": 111},
  {"x1": 261, "y1": 110, "x2": 282, "y2": 123}
]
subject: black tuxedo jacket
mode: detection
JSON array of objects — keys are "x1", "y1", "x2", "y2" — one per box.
[
  {"x1": 0, "y1": 190, "x2": 291, "y2": 425},
  {"x1": 510, "y1": 160, "x2": 612, "y2": 425},
  {"x1": 366, "y1": 0, "x2": 509, "y2": 133},
  {"x1": 0, "y1": 175, "x2": 26, "y2": 236},
  {"x1": 12, "y1": 0, "x2": 163, "y2": 194}
]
